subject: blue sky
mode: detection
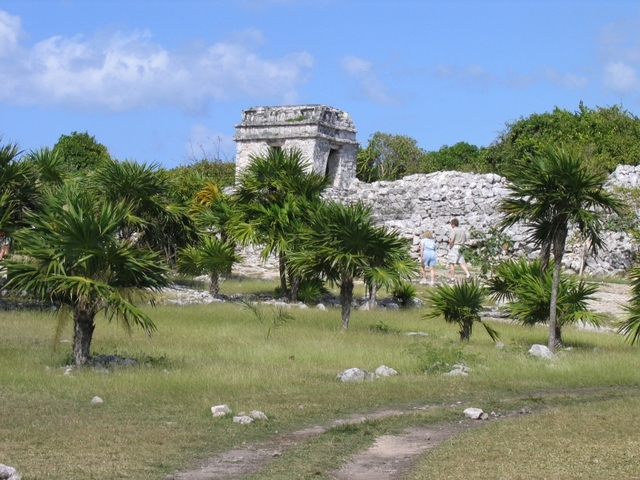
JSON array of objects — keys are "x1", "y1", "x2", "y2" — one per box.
[{"x1": 1, "y1": 0, "x2": 640, "y2": 168}]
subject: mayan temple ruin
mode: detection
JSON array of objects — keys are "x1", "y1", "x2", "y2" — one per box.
[{"x1": 234, "y1": 105, "x2": 358, "y2": 189}]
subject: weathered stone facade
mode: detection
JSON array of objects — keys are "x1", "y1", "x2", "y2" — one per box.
[
  {"x1": 234, "y1": 105, "x2": 358, "y2": 189},
  {"x1": 323, "y1": 166, "x2": 640, "y2": 277}
]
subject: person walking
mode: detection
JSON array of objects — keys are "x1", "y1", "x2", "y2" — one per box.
[
  {"x1": 447, "y1": 218, "x2": 471, "y2": 283},
  {"x1": 418, "y1": 230, "x2": 437, "y2": 285}
]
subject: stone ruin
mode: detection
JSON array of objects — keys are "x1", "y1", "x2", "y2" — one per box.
[{"x1": 234, "y1": 105, "x2": 358, "y2": 189}]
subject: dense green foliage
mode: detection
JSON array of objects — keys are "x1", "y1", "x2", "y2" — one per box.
[
  {"x1": 356, "y1": 103, "x2": 640, "y2": 181},
  {"x1": 485, "y1": 102, "x2": 640, "y2": 174},
  {"x1": 52, "y1": 131, "x2": 111, "y2": 172},
  {"x1": 167, "y1": 158, "x2": 235, "y2": 204}
]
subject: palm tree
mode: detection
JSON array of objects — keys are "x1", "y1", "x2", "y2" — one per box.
[
  {"x1": 361, "y1": 225, "x2": 417, "y2": 309},
  {"x1": 499, "y1": 144, "x2": 623, "y2": 351},
  {"x1": 423, "y1": 280, "x2": 499, "y2": 342},
  {"x1": 289, "y1": 201, "x2": 410, "y2": 329},
  {"x1": 0, "y1": 138, "x2": 39, "y2": 233},
  {"x1": 233, "y1": 148, "x2": 330, "y2": 300},
  {"x1": 177, "y1": 235, "x2": 242, "y2": 296},
  {"x1": 488, "y1": 257, "x2": 601, "y2": 344},
  {"x1": 618, "y1": 266, "x2": 640, "y2": 344},
  {"x1": 88, "y1": 159, "x2": 198, "y2": 264},
  {"x1": 3, "y1": 183, "x2": 169, "y2": 366}
]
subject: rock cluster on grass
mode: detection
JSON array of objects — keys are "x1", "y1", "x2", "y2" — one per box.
[
  {"x1": 321, "y1": 166, "x2": 640, "y2": 276},
  {"x1": 336, "y1": 366, "x2": 398, "y2": 382},
  {"x1": 211, "y1": 404, "x2": 268, "y2": 424},
  {"x1": 0, "y1": 464, "x2": 21, "y2": 480}
]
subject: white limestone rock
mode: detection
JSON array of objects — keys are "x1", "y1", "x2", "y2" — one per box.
[
  {"x1": 463, "y1": 407, "x2": 489, "y2": 420},
  {"x1": 375, "y1": 365, "x2": 398, "y2": 377},
  {"x1": 233, "y1": 415, "x2": 254, "y2": 424},
  {"x1": 250, "y1": 410, "x2": 268, "y2": 420},
  {"x1": 528, "y1": 344, "x2": 554, "y2": 359},
  {"x1": 0, "y1": 464, "x2": 21, "y2": 480},
  {"x1": 336, "y1": 367, "x2": 374, "y2": 383},
  {"x1": 211, "y1": 404, "x2": 232, "y2": 417},
  {"x1": 91, "y1": 396, "x2": 103, "y2": 404}
]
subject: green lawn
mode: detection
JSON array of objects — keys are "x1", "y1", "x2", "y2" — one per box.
[{"x1": 1, "y1": 279, "x2": 639, "y2": 479}]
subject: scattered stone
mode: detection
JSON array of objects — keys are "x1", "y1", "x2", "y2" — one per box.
[
  {"x1": 463, "y1": 407, "x2": 486, "y2": 420},
  {"x1": 495, "y1": 341, "x2": 505, "y2": 349},
  {"x1": 443, "y1": 364, "x2": 470, "y2": 376},
  {"x1": 406, "y1": 331, "x2": 428, "y2": 336},
  {"x1": 519, "y1": 407, "x2": 532, "y2": 414},
  {"x1": 0, "y1": 464, "x2": 21, "y2": 480},
  {"x1": 211, "y1": 404, "x2": 232, "y2": 417},
  {"x1": 374, "y1": 365, "x2": 398, "y2": 377},
  {"x1": 249, "y1": 410, "x2": 268, "y2": 420},
  {"x1": 316, "y1": 303, "x2": 327, "y2": 310},
  {"x1": 528, "y1": 344, "x2": 554, "y2": 358},
  {"x1": 233, "y1": 415, "x2": 254, "y2": 424},
  {"x1": 336, "y1": 367, "x2": 375, "y2": 383},
  {"x1": 91, "y1": 396, "x2": 103, "y2": 404}
]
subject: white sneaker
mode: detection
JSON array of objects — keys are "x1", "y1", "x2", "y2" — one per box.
[
  {"x1": 466, "y1": 274, "x2": 472, "y2": 279},
  {"x1": 419, "y1": 279, "x2": 427, "y2": 285},
  {"x1": 429, "y1": 281, "x2": 435, "y2": 287}
]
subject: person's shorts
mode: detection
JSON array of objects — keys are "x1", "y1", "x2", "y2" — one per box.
[
  {"x1": 447, "y1": 245, "x2": 466, "y2": 264},
  {"x1": 422, "y1": 252, "x2": 436, "y2": 267}
]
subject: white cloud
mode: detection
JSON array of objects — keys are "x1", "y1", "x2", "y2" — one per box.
[
  {"x1": 339, "y1": 55, "x2": 399, "y2": 105},
  {"x1": 0, "y1": 11, "x2": 314, "y2": 114},
  {"x1": 433, "y1": 63, "x2": 495, "y2": 88},
  {"x1": 598, "y1": 19, "x2": 640, "y2": 96},
  {"x1": 435, "y1": 63, "x2": 588, "y2": 91},
  {"x1": 0, "y1": 10, "x2": 21, "y2": 56},
  {"x1": 603, "y1": 61, "x2": 639, "y2": 93}
]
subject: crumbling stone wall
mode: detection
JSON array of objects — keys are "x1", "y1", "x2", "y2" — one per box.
[
  {"x1": 234, "y1": 105, "x2": 358, "y2": 189},
  {"x1": 324, "y1": 167, "x2": 639, "y2": 276}
]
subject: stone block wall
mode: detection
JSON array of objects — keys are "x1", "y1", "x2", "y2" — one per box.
[{"x1": 324, "y1": 166, "x2": 640, "y2": 276}]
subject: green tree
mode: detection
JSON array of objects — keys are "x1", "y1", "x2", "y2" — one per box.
[
  {"x1": 167, "y1": 158, "x2": 235, "y2": 204},
  {"x1": 488, "y1": 258, "x2": 601, "y2": 344},
  {"x1": 499, "y1": 144, "x2": 623, "y2": 350},
  {"x1": 233, "y1": 148, "x2": 330, "y2": 301},
  {"x1": 422, "y1": 142, "x2": 485, "y2": 173},
  {"x1": 0, "y1": 138, "x2": 39, "y2": 234},
  {"x1": 52, "y1": 131, "x2": 111, "y2": 172},
  {"x1": 4, "y1": 183, "x2": 169, "y2": 366},
  {"x1": 423, "y1": 280, "x2": 499, "y2": 342},
  {"x1": 356, "y1": 132, "x2": 426, "y2": 181},
  {"x1": 289, "y1": 201, "x2": 409, "y2": 329},
  {"x1": 88, "y1": 159, "x2": 198, "y2": 264},
  {"x1": 618, "y1": 266, "x2": 640, "y2": 344},
  {"x1": 484, "y1": 103, "x2": 640, "y2": 175},
  {"x1": 177, "y1": 235, "x2": 242, "y2": 296}
]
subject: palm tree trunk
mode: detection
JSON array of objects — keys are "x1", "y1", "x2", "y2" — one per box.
[
  {"x1": 73, "y1": 306, "x2": 96, "y2": 366},
  {"x1": 460, "y1": 321, "x2": 472, "y2": 341},
  {"x1": 209, "y1": 271, "x2": 220, "y2": 296},
  {"x1": 278, "y1": 254, "x2": 288, "y2": 299},
  {"x1": 340, "y1": 276, "x2": 354, "y2": 330},
  {"x1": 368, "y1": 281, "x2": 378, "y2": 309},
  {"x1": 288, "y1": 272, "x2": 300, "y2": 303},
  {"x1": 548, "y1": 231, "x2": 567, "y2": 352}
]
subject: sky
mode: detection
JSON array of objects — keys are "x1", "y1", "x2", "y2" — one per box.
[{"x1": 1, "y1": 0, "x2": 640, "y2": 169}]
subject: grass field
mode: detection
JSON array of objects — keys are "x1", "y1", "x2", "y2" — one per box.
[{"x1": 1, "y1": 277, "x2": 639, "y2": 479}]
